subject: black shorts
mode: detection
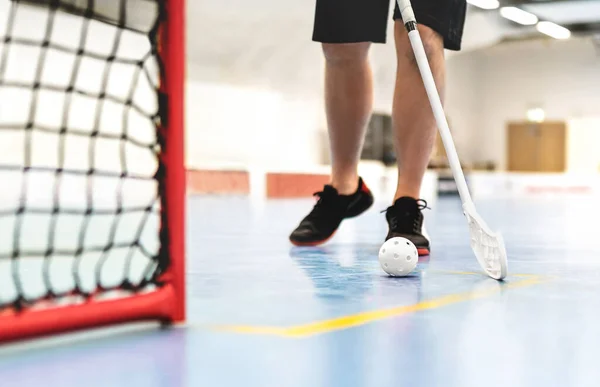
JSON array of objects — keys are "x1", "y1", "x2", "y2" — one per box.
[{"x1": 312, "y1": 0, "x2": 467, "y2": 51}]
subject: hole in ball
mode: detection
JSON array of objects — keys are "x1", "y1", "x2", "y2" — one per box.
[
  {"x1": 406, "y1": 255, "x2": 411, "y2": 261},
  {"x1": 394, "y1": 240, "x2": 399, "y2": 245},
  {"x1": 393, "y1": 253, "x2": 400, "y2": 259}
]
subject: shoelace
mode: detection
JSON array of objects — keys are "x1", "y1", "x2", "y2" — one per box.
[
  {"x1": 415, "y1": 199, "x2": 429, "y2": 211},
  {"x1": 382, "y1": 199, "x2": 429, "y2": 233}
]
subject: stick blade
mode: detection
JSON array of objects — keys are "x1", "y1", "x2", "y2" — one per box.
[{"x1": 463, "y1": 203, "x2": 508, "y2": 280}]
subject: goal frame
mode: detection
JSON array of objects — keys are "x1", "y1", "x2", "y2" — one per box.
[{"x1": 0, "y1": 0, "x2": 186, "y2": 343}]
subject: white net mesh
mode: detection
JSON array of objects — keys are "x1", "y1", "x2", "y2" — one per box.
[{"x1": 0, "y1": 0, "x2": 166, "y2": 311}]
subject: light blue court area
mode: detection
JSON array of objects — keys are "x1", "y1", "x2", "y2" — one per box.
[{"x1": 2, "y1": 195, "x2": 600, "y2": 387}]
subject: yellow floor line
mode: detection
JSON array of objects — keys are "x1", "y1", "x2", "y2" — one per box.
[
  {"x1": 209, "y1": 275, "x2": 550, "y2": 338},
  {"x1": 430, "y1": 270, "x2": 539, "y2": 278}
]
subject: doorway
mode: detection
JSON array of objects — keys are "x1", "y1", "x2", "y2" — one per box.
[{"x1": 506, "y1": 121, "x2": 566, "y2": 172}]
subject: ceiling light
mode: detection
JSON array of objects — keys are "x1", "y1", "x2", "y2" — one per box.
[
  {"x1": 536, "y1": 21, "x2": 571, "y2": 40},
  {"x1": 467, "y1": 0, "x2": 499, "y2": 10},
  {"x1": 500, "y1": 7, "x2": 538, "y2": 25},
  {"x1": 527, "y1": 108, "x2": 545, "y2": 123}
]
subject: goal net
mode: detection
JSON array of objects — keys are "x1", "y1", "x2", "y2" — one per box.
[{"x1": 0, "y1": 0, "x2": 185, "y2": 342}]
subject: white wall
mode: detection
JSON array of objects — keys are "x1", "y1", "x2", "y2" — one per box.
[
  {"x1": 567, "y1": 117, "x2": 600, "y2": 174},
  {"x1": 186, "y1": 80, "x2": 325, "y2": 169},
  {"x1": 187, "y1": 2, "x2": 599, "y2": 172},
  {"x1": 473, "y1": 37, "x2": 600, "y2": 169},
  {"x1": 444, "y1": 52, "x2": 482, "y2": 164}
]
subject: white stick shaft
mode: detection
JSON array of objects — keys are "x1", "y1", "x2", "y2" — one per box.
[
  {"x1": 396, "y1": 0, "x2": 416, "y2": 23},
  {"x1": 406, "y1": 30, "x2": 473, "y2": 205}
]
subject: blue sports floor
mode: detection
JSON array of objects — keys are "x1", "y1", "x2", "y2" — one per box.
[{"x1": 1, "y1": 194, "x2": 600, "y2": 387}]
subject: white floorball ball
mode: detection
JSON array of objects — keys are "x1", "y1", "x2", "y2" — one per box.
[{"x1": 378, "y1": 237, "x2": 419, "y2": 277}]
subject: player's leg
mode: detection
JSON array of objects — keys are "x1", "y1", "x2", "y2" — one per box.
[
  {"x1": 393, "y1": 23, "x2": 444, "y2": 202},
  {"x1": 384, "y1": 0, "x2": 467, "y2": 255},
  {"x1": 323, "y1": 42, "x2": 372, "y2": 195},
  {"x1": 289, "y1": 0, "x2": 389, "y2": 246}
]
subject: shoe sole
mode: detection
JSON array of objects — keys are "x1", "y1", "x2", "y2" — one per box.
[
  {"x1": 417, "y1": 247, "x2": 430, "y2": 256},
  {"x1": 289, "y1": 229, "x2": 337, "y2": 247},
  {"x1": 418, "y1": 224, "x2": 431, "y2": 256}
]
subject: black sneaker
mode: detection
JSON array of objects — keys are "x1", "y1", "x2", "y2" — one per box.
[
  {"x1": 384, "y1": 197, "x2": 430, "y2": 256},
  {"x1": 289, "y1": 178, "x2": 374, "y2": 246}
]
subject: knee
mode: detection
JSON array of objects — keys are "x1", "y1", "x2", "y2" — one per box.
[
  {"x1": 394, "y1": 23, "x2": 443, "y2": 65},
  {"x1": 322, "y1": 43, "x2": 370, "y2": 67}
]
